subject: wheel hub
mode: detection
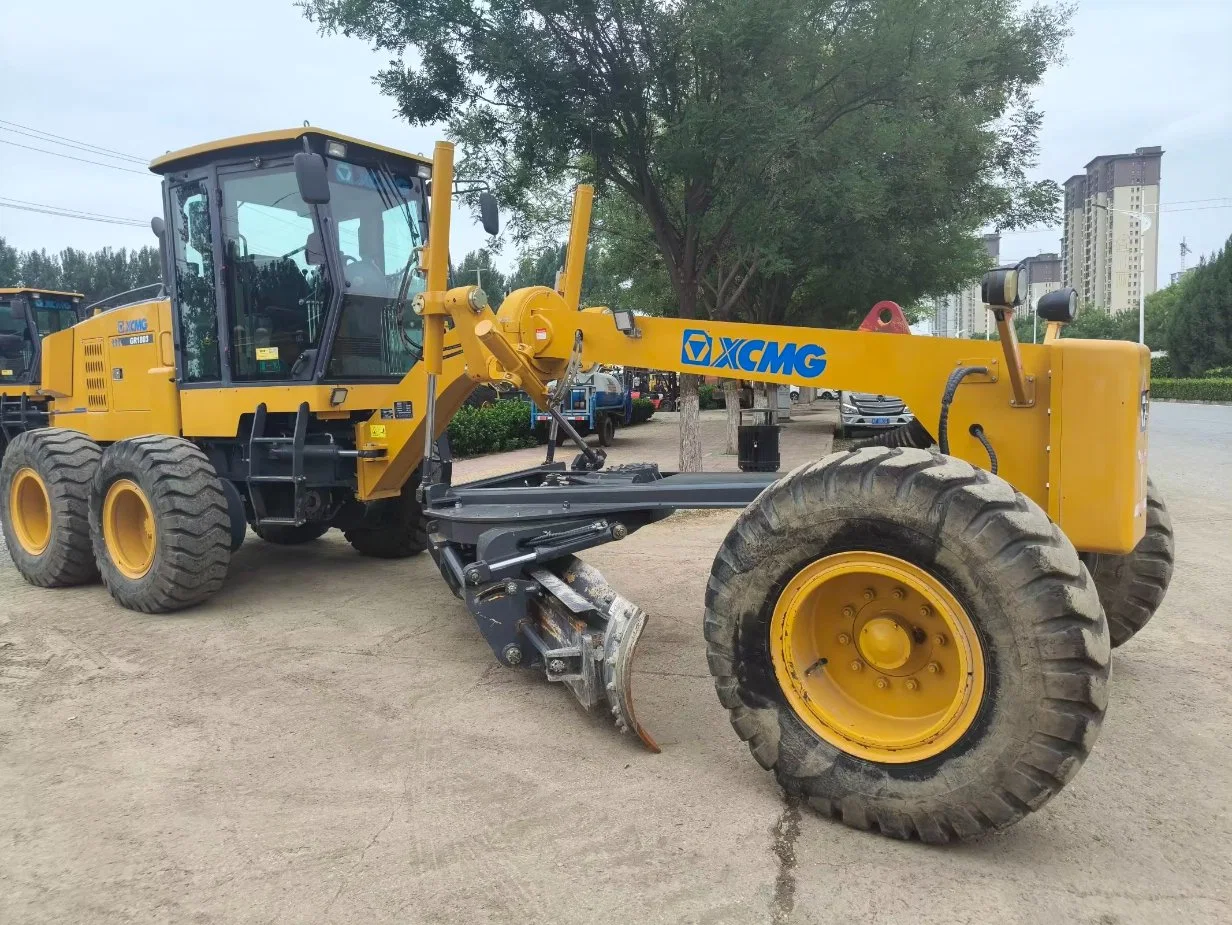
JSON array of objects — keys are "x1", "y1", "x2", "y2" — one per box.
[
  {"x1": 768, "y1": 551, "x2": 985, "y2": 763},
  {"x1": 857, "y1": 617, "x2": 912, "y2": 671},
  {"x1": 102, "y1": 479, "x2": 157, "y2": 579},
  {"x1": 10, "y1": 467, "x2": 52, "y2": 555}
]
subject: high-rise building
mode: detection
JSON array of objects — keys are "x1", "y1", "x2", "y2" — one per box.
[
  {"x1": 1021, "y1": 252, "x2": 1062, "y2": 310},
  {"x1": 932, "y1": 233, "x2": 1000, "y2": 338},
  {"x1": 1061, "y1": 146, "x2": 1163, "y2": 314}
]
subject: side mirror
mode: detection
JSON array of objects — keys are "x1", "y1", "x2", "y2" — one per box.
[
  {"x1": 1037, "y1": 287, "x2": 1078, "y2": 324},
  {"x1": 151, "y1": 216, "x2": 169, "y2": 295},
  {"x1": 478, "y1": 190, "x2": 500, "y2": 236},
  {"x1": 294, "y1": 151, "x2": 331, "y2": 205},
  {"x1": 151, "y1": 216, "x2": 166, "y2": 240}
]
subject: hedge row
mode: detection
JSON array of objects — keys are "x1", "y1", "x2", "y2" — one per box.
[
  {"x1": 1152, "y1": 378, "x2": 1232, "y2": 402},
  {"x1": 448, "y1": 398, "x2": 657, "y2": 457}
]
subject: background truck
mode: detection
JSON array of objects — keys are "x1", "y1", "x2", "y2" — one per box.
[{"x1": 532, "y1": 369, "x2": 632, "y2": 446}]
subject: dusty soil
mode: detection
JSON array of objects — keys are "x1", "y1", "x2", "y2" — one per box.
[{"x1": 1, "y1": 402, "x2": 1228, "y2": 924}]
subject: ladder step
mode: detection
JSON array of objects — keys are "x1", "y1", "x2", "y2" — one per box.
[
  {"x1": 256, "y1": 517, "x2": 302, "y2": 526},
  {"x1": 248, "y1": 475, "x2": 303, "y2": 484}
]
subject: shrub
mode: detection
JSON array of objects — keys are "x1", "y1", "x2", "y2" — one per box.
[
  {"x1": 698, "y1": 384, "x2": 724, "y2": 410},
  {"x1": 447, "y1": 400, "x2": 538, "y2": 456},
  {"x1": 1203, "y1": 365, "x2": 1232, "y2": 379},
  {"x1": 1150, "y1": 354, "x2": 1173, "y2": 378},
  {"x1": 630, "y1": 397, "x2": 656, "y2": 424},
  {"x1": 1151, "y1": 378, "x2": 1232, "y2": 403}
]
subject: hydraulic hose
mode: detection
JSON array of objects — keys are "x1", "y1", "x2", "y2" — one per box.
[
  {"x1": 938, "y1": 366, "x2": 988, "y2": 455},
  {"x1": 968, "y1": 423, "x2": 998, "y2": 475}
]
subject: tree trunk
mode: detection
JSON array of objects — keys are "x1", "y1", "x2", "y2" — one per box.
[
  {"x1": 678, "y1": 373, "x2": 703, "y2": 471},
  {"x1": 723, "y1": 378, "x2": 741, "y2": 454}
]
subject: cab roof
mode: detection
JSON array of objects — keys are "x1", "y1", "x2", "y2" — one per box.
[
  {"x1": 0, "y1": 288, "x2": 84, "y2": 300},
  {"x1": 149, "y1": 127, "x2": 432, "y2": 175}
]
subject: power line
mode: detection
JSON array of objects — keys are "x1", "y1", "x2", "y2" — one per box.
[
  {"x1": 0, "y1": 200, "x2": 148, "y2": 228},
  {"x1": 0, "y1": 139, "x2": 151, "y2": 176},
  {"x1": 0, "y1": 119, "x2": 149, "y2": 164},
  {"x1": 0, "y1": 196, "x2": 150, "y2": 223}
]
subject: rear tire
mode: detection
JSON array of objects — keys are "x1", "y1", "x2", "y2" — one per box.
[
  {"x1": 253, "y1": 522, "x2": 330, "y2": 545},
  {"x1": 598, "y1": 414, "x2": 616, "y2": 447},
  {"x1": 658, "y1": 399, "x2": 675, "y2": 412},
  {"x1": 90, "y1": 436, "x2": 231, "y2": 613},
  {"x1": 0, "y1": 429, "x2": 101, "y2": 587},
  {"x1": 343, "y1": 475, "x2": 428, "y2": 559},
  {"x1": 1085, "y1": 478, "x2": 1174, "y2": 647},
  {"x1": 704, "y1": 447, "x2": 1110, "y2": 842}
]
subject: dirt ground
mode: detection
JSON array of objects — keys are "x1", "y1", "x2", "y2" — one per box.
[{"x1": 1, "y1": 403, "x2": 1228, "y2": 924}]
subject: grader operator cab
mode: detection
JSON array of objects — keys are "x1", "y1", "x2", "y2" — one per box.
[
  {"x1": 0, "y1": 128, "x2": 1174, "y2": 843},
  {"x1": 0, "y1": 288, "x2": 84, "y2": 448}
]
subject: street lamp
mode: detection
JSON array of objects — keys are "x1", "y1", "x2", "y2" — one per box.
[{"x1": 1093, "y1": 201, "x2": 1151, "y2": 345}]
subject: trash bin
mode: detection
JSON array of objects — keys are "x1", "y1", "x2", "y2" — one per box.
[{"x1": 737, "y1": 409, "x2": 781, "y2": 473}]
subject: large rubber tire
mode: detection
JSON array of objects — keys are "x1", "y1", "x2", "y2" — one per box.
[
  {"x1": 0, "y1": 429, "x2": 101, "y2": 587},
  {"x1": 89, "y1": 436, "x2": 232, "y2": 613},
  {"x1": 705, "y1": 447, "x2": 1110, "y2": 843},
  {"x1": 598, "y1": 414, "x2": 616, "y2": 447},
  {"x1": 253, "y1": 522, "x2": 330, "y2": 545},
  {"x1": 343, "y1": 475, "x2": 428, "y2": 559},
  {"x1": 1085, "y1": 479, "x2": 1174, "y2": 648},
  {"x1": 658, "y1": 399, "x2": 675, "y2": 412}
]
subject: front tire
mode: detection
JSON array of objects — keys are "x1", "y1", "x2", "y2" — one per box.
[
  {"x1": 0, "y1": 429, "x2": 101, "y2": 587},
  {"x1": 343, "y1": 475, "x2": 428, "y2": 559},
  {"x1": 704, "y1": 447, "x2": 1110, "y2": 842},
  {"x1": 1085, "y1": 478, "x2": 1174, "y2": 647},
  {"x1": 90, "y1": 436, "x2": 232, "y2": 613}
]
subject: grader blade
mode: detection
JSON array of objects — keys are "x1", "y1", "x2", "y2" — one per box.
[{"x1": 528, "y1": 560, "x2": 660, "y2": 753}]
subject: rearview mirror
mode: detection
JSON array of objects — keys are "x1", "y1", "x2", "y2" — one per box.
[
  {"x1": 294, "y1": 152, "x2": 331, "y2": 205},
  {"x1": 478, "y1": 191, "x2": 499, "y2": 236}
]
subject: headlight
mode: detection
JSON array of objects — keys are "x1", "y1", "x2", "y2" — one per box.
[{"x1": 841, "y1": 402, "x2": 857, "y2": 413}]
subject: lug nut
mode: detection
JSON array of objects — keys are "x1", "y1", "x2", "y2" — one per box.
[
  {"x1": 904, "y1": 678, "x2": 919, "y2": 691},
  {"x1": 892, "y1": 587, "x2": 905, "y2": 600},
  {"x1": 863, "y1": 588, "x2": 875, "y2": 602},
  {"x1": 842, "y1": 605, "x2": 855, "y2": 618},
  {"x1": 611, "y1": 522, "x2": 628, "y2": 540},
  {"x1": 926, "y1": 662, "x2": 941, "y2": 674},
  {"x1": 837, "y1": 633, "x2": 851, "y2": 645},
  {"x1": 919, "y1": 605, "x2": 932, "y2": 618},
  {"x1": 934, "y1": 634, "x2": 947, "y2": 647},
  {"x1": 849, "y1": 660, "x2": 863, "y2": 672},
  {"x1": 875, "y1": 677, "x2": 889, "y2": 690}
]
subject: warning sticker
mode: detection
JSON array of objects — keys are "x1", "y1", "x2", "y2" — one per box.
[
  {"x1": 255, "y1": 346, "x2": 279, "y2": 361},
  {"x1": 111, "y1": 333, "x2": 154, "y2": 348},
  {"x1": 534, "y1": 328, "x2": 548, "y2": 341},
  {"x1": 1, "y1": 370, "x2": 12, "y2": 376},
  {"x1": 370, "y1": 424, "x2": 387, "y2": 439},
  {"x1": 393, "y1": 401, "x2": 413, "y2": 420},
  {"x1": 380, "y1": 408, "x2": 394, "y2": 419}
]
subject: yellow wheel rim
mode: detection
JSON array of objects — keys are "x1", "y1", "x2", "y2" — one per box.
[
  {"x1": 102, "y1": 479, "x2": 157, "y2": 579},
  {"x1": 9, "y1": 467, "x2": 52, "y2": 555},
  {"x1": 769, "y1": 551, "x2": 985, "y2": 764}
]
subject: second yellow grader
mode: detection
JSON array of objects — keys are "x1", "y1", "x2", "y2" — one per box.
[{"x1": 0, "y1": 127, "x2": 1174, "y2": 842}]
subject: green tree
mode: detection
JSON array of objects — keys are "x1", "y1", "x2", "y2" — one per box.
[
  {"x1": 0, "y1": 238, "x2": 19, "y2": 286},
  {"x1": 305, "y1": 0, "x2": 1069, "y2": 468},
  {"x1": 0, "y1": 242, "x2": 163, "y2": 306},
  {"x1": 1167, "y1": 238, "x2": 1232, "y2": 376},
  {"x1": 454, "y1": 249, "x2": 509, "y2": 302}
]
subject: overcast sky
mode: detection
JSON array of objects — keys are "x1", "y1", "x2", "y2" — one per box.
[{"x1": 2, "y1": 0, "x2": 1229, "y2": 289}]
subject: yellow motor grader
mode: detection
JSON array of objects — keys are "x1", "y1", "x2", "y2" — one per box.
[
  {"x1": 0, "y1": 287, "x2": 85, "y2": 450},
  {"x1": 0, "y1": 128, "x2": 1173, "y2": 842}
]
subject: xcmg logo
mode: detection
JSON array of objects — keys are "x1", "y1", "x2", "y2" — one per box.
[
  {"x1": 117, "y1": 318, "x2": 149, "y2": 334},
  {"x1": 680, "y1": 329, "x2": 827, "y2": 378}
]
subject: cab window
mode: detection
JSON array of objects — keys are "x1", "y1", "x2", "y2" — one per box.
[
  {"x1": 220, "y1": 167, "x2": 333, "y2": 381},
  {"x1": 0, "y1": 300, "x2": 33, "y2": 381},
  {"x1": 170, "y1": 180, "x2": 222, "y2": 382}
]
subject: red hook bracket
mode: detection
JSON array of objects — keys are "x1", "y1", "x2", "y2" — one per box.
[{"x1": 858, "y1": 301, "x2": 912, "y2": 335}]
